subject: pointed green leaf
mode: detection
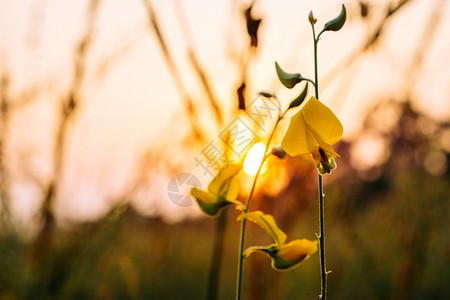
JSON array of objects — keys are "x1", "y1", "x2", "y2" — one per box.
[
  {"x1": 238, "y1": 210, "x2": 287, "y2": 245},
  {"x1": 322, "y1": 4, "x2": 346, "y2": 32},
  {"x1": 275, "y1": 62, "x2": 302, "y2": 89},
  {"x1": 288, "y1": 83, "x2": 309, "y2": 109}
]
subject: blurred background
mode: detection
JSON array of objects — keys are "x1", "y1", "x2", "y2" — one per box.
[{"x1": 1, "y1": 0, "x2": 449, "y2": 299}]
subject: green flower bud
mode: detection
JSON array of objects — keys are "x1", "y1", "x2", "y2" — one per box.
[
  {"x1": 308, "y1": 11, "x2": 317, "y2": 25},
  {"x1": 270, "y1": 239, "x2": 317, "y2": 270},
  {"x1": 275, "y1": 62, "x2": 303, "y2": 89},
  {"x1": 317, "y1": 157, "x2": 337, "y2": 175},
  {"x1": 245, "y1": 239, "x2": 318, "y2": 271}
]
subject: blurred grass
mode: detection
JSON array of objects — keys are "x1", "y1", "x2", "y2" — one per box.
[
  {"x1": 1, "y1": 157, "x2": 448, "y2": 299},
  {"x1": 1, "y1": 99, "x2": 450, "y2": 299}
]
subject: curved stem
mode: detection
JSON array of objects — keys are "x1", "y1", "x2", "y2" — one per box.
[
  {"x1": 300, "y1": 77, "x2": 316, "y2": 87},
  {"x1": 236, "y1": 111, "x2": 286, "y2": 300},
  {"x1": 312, "y1": 23, "x2": 328, "y2": 300}
]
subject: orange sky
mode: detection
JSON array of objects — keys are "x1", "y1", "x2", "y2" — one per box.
[{"x1": 1, "y1": 0, "x2": 449, "y2": 228}]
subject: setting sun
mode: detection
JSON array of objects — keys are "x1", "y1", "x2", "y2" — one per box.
[{"x1": 243, "y1": 142, "x2": 267, "y2": 175}]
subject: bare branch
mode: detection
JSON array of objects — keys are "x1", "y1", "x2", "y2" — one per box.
[{"x1": 141, "y1": 0, "x2": 205, "y2": 141}]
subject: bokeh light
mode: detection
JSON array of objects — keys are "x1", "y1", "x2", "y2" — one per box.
[{"x1": 243, "y1": 142, "x2": 267, "y2": 175}]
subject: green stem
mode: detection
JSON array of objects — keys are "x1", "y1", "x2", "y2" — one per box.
[
  {"x1": 301, "y1": 77, "x2": 316, "y2": 87},
  {"x1": 236, "y1": 112, "x2": 286, "y2": 300},
  {"x1": 236, "y1": 214, "x2": 247, "y2": 300},
  {"x1": 318, "y1": 173, "x2": 327, "y2": 300},
  {"x1": 313, "y1": 25, "x2": 319, "y2": 99},
  {"x1": 312, "y1": 23, "x2": 328, "y2": 300}
]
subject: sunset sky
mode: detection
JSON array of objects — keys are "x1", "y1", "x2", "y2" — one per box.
[{"x1": 1, "y1": 0, "x2": 449, "y2": 229}]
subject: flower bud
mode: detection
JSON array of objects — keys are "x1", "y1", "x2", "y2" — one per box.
[
  {"x1": 269, "y1": 239, "x2": 318, "y2": 270},
  {"x1": 308, "y1": 11, "x2": 317, "y2": 25},
  {"x1": 275, "y1": 62, "x2": 303, "y2": 89},
  {"x1": 312, "y1": 143, "x2": 340, "y2": 174},
  {"x1": 246, "y1": 239, "x2": 318, "y2": 271},
  {"x1": 322, "y1": 4, "x2": 346, "y2": 32}
]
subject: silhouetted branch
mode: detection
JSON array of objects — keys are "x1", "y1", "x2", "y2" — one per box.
[
  {"x1": 171, "y1": 1, "x2": 224, "y2": 126},
  {"x1": 141, "y1": 0, "x2": 205, "y2": 142},
  {"x1": 235, "y1": 2, "x2": 262, "y2": 112},
  {"x1": 0, "y1": 74, "x2": 11, "y2": 233},
  {"x1": 322, "y1": 0, "x2": 414, "y2": 89},
  {"x1": 38, "y1": 0, "x2": 103, "y2": 247},
  {"x1": 244, "y1": 3, "x2": 261, "y2": 48},
  {"x1": 407, "y1": 0, "x2": 445, "y2": 77}
]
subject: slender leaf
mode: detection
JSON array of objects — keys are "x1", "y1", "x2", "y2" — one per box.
[{"x1": 288, "y1": 83, "x2": 309, "y2": 109}]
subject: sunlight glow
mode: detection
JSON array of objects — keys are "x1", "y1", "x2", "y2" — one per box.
[{"x1": 244, "y1": 142, "x2": 267, "y2": 175}]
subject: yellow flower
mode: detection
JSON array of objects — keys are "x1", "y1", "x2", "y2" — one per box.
[
  {"x1": 271, "y1": 239, "x2": 318, "y2": 270},
  {"x1": 281, "y1": 96, "x2": 343, "y2": 174},
  {"x1": 245, "y1": 239, "x2": 318, "y2": 271},
  {"x1": 190, "y1": 163, "x2": 241, "y2": 216},
  {"x1": 239, "y1": 210, "x2": 317, "y2": 271}
]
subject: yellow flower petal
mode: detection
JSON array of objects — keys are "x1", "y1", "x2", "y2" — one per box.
[
  {"x1": 276, "y1": 239, "x2": 318, "y2": 262},
  {"x1": 190, "y1": 187, "x2": 217, "y2": 204},
  {"x1": 191, "y1": 164, "x2": 242, "y2": 216},
  {"x1": 281, "y1": 96, "x2": 343, "y2": 158},
  {"x1": 301, "y1": 96, "x2": 343, "y2": 146},
  {"x1": 207, "y1": 163, "x2": 241, "y2": 198},
  {"x1": 245, "y1": 239, "x2": 318, "y2": 271},
  {"x1": 225, "y1": 177, "x2": 239, "y2": 201},
  {"x1": 190, "y1": 186, "x2": 235, "y2": 216},
  {"x1": 319, "y1": 142, "x2": 340, "y2": 158},
  {"x1": 281, "y1": 110, "x2": 316, "y2": 156},
  {"x1": 271, "y1": 239, "x2": 318, "y2": 271}
]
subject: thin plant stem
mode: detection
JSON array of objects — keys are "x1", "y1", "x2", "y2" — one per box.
[
  {"x1": 312, "y1": 23, "x2": 328, "y2": 300},
  {"x1": 236, "y1": 112, "x2": 285, "y2": 300},
  {"x1": 313, "y1": 28, "x2": 319, "y2": 98},
  {"x1": 235, "y1": 213, "x2": 247, "y2": 300},
  {"x1": 318, "y1": 173, "x2": 327, "y2": 299}
]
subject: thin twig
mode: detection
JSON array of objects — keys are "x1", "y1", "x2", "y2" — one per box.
[
  {"x1": 171, "y1": 0, "x2": 224, "y2": 126},
  {"x1": 141, "y1": 0, "x2": 204, "y2": 142}
]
